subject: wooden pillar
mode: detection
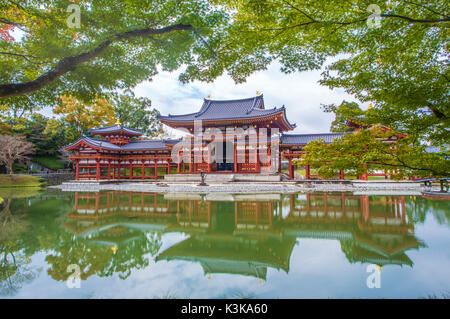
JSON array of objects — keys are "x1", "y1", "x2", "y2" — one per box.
[
  {"x1": 118, "y1": 161, "x2": 121, "y2": 180},
  {"x1": 107, "y1": 160, "x2": 111, "y2": 180},
  {"x1": 167, "y1": 161, "x2": 170, "y2": 175},
  {"x1": 255, "y1": 145, "x2": 258, "y2": 172},
  {"x1": 305, "y1": 164, "x2": 311, "y2": 180},
  {"x1": 234, "y1": 143, "x2": 237, "y2": 173},
  {"x1": 278, "y1": 152, "x2": 282, "y2": 173},
  {"x1": 177, "y1": 151, "x2": 180, "y2": 173},
  {"x1": 96, "y1": 159, "x2": 100, "y2": 181},
  {"x1": 88, "y1": 167, "x2": 91, "y2": 180},
  {"x1": 339, "y1": 170, "x2": 345, "y2": 180},
  {"x1": 288, "y1": 158, "x2": 294, "y2": 180},
  {"x1": 75, "y1": 160, "x2": 80, "y2": 181},
  {"x1": 189, "y1": 157, "x2": 192, "y2": 173},
  {"x1": 154, "y1": 162, "x2": 157, "y2": 180},
  {"x1": 207, "y1": 144, "x2": 211, "y2": 172},
  {"x1": 142, "y1": 161, "x2": 145, "y2": 180},
  {"x1": 361, "y1": 163, "x2": 368, "y2": 181}
]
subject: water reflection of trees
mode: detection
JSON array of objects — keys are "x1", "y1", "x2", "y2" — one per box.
[
  {"x1": 407, "y1": 196, "x2": 450, "y2": 227},
  {"x1": 63, "y1": 192, "x2": 431, "y2": 280},
  {"x1": 0, "y1": 191, "x2": 40, "y2": 296},
  {"x1": 1, "y1": 190, "x2": 447, "y2": 291}
]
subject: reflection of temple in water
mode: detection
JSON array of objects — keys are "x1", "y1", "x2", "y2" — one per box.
[{"x1": 63, "y1": 192, "x2": 424, "y2": 279}]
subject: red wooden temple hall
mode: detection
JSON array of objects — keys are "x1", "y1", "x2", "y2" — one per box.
[{"x1": 64, "y1": 94, "x2": 346, "y2": 181}]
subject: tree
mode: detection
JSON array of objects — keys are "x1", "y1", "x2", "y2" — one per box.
[
  {"x1": 54, "y1": 95, "x2": 115, "y2": 134},
  {"x1": 213, "y1": 0, "x2": 449, "y2": 146},
  {"x1": 0, "y1": 135, "x2": 35, "y2": 174},
  {"x1": 322, "y1": 101, "x2": 365, "y2": 133},
  {"x1": 296, "y1": 127, "x2": 450, "y2": 179},
  {"x1": 0, "y1": 1, "x2": 232, "y2": 114},
  {"x1": 109, "y1": 92, "x2": 162, "y2": 137}
]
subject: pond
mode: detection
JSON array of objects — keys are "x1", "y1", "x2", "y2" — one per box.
[{"x1": 0, "y1": 189, "x2": 449, "y2": 298}]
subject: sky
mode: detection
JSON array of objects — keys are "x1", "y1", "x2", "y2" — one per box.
[
  {"x1": 133, "y1": 61, "x2": 366, "y2": 137},
  {"x1": 39, "y1": 59, "x2": 366, "y2": 137}
]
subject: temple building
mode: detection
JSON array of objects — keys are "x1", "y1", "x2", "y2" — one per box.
[
  {"x1": 66, "y1": 94, "x2": 406, "y2": 181},
  {"x1": 65, "y1": 94, "x2": 352, "y2": 181}
]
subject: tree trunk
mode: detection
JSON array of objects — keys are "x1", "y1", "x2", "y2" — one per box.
[{"x1": 7, "y1": 161, "x2": 13, "y2": 175}]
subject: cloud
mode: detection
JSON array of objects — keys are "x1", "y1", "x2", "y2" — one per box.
[{"x1": 134, "y1": 61, "x2": 363, "y2": 136}]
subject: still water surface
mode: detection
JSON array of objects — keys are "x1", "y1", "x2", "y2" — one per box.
[{"x1": 0, "y1": 189, "x2": 449, "y2": 298}]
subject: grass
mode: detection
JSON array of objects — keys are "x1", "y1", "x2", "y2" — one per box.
[
  {"x1": 32, "y1": 156, "x2": 65, "y2": 170},
  {"x1": 0, "y1": 188, "x2": 42, "y2": 199},
  {"x1": 0, "y1": 174, "x2": 44, "y2": 188}
]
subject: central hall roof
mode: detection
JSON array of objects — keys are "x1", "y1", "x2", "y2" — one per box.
[
  {"x1": 158, "y1": 95, "x2": 296, "y2": 129},
  {"x1": 89, "y1": 124, "x2": 144, "y2": 136}
]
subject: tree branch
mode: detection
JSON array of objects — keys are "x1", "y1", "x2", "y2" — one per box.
[
  {"x1": 0, "y1": 23, "x2": 193, "y2": 98},
  {"x1": 381, "y1": 13, "x2": 450, "y2": 23}
]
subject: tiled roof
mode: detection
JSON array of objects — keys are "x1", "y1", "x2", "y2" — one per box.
[
  {"x1": 281, "y1": 133, "x2": 345, "y2": 145},
  {"x1": 65, "y1": 137, "x2": 181, "y2": 151},
  {"x1": 158, "y1": 95, "x2": 296, "y2": 128},
  {"x1": 121, "y1": 139, "x2": 181, "y2": 150},
  {"x1": 65, "y1": 136, "x2": 122, "y2": 151},
  {"x1": 89, "y1": 124, "x2": 143, "y2": 136}
]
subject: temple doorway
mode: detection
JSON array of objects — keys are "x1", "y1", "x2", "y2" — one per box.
[{"x1": 214, "y1": 141, "x2": 234, "y2": 172}]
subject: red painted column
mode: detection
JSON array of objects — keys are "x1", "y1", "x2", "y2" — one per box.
[
  {"x1": 96, "y1": 160, "x2": 100, "y2": 181},
  {"x1": 118, "y1": 161, "x2": 121, "y2": 180},
  {"x1": 142, "y1": 161, "x2": 145, "y2": 180},
  {"x1": 305, "y1": 164, "x2": 310, "y2": 180},
  {"x1": 255, "y1": 145, "x2": 258, "y2": 173},
  {"x1": 288, "y1": 158, "x2": 293, "y2": 180},
  {"x1": 107, "y1": 161, "x2": 111, "y2": 180},
  {"x1": 207, "y1": 144, "x2": 211, "y2": 172},
  {"x1": 361, "y1": 163, "x2": 368, "y2": 181},
  {"x1": 234, "y1": 143, "x2": 238, "y2": 173},
  {"x1": 278, "y1": 152, "x2": 282, "y2": 173},
  {"x1": 154, "y1": 162, "x2": 157, "y2": 180},
  {"x1": 340, "y1": 170, "x2": 345, "y2": 180},
  {"x1": 75, "y1": 160, "x2": 80, "y2": 181},
  {"x1": 177, "y1": 151, "x2": 180, "y2": 173}
]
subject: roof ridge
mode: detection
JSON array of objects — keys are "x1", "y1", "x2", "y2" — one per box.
[
  {"x1": 204, "y1": 95, "x2": 262, "y2": 103},
  {"x1": 195, "y1": 99, "x2": 212, "y2": 118},
  {"x1": 282, "y1": 132, "x2": 344, "y2": 136},
  {"x1": 246, "y1": 96, "x2": 258, "y2": 114}
]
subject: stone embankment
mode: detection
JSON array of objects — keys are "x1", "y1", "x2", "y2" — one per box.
[{"x1": 53, "y1": 179, "x2": 423, "y2": 194}]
